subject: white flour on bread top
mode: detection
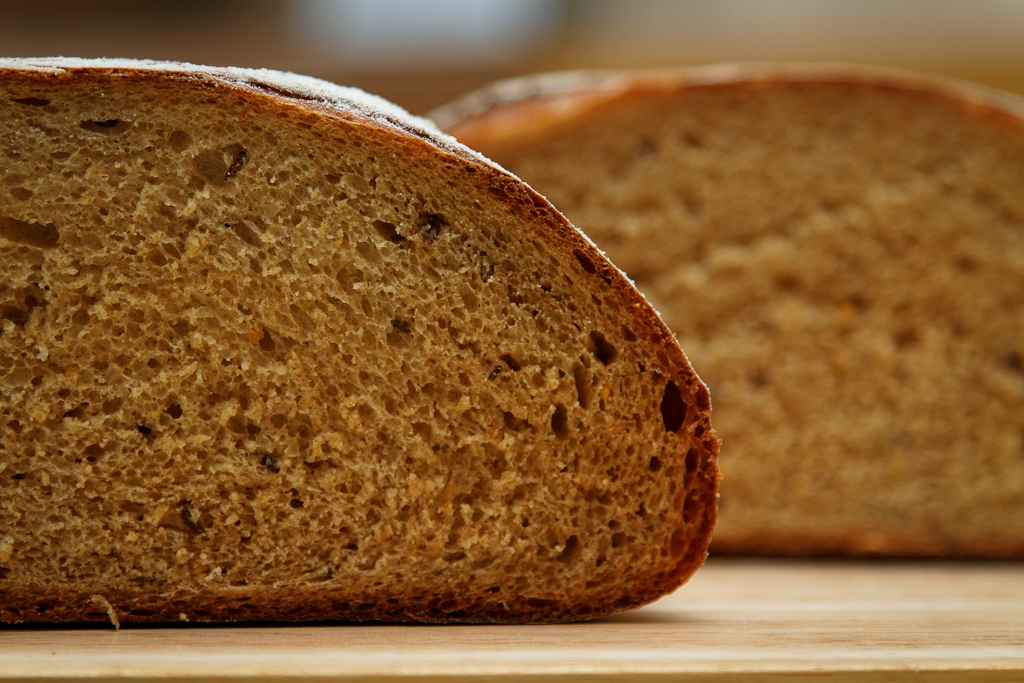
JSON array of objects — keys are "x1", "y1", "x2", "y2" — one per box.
[{"x1": 0, "y1": 57, "x2": 505, "y2": 172}]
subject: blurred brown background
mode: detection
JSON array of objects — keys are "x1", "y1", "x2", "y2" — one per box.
[{"x1": 3, "y1": 0, "x2": 1024, "y2": 115}]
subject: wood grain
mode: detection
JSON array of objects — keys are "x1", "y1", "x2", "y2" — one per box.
[{"x1": 2, "y1": 559, "x2": 1022, "y2": 682}]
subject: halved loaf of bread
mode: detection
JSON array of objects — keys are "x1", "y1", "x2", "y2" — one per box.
[
  {"x1": 0, "y1": 59, "x2": 718, "y2": 624},
  {"x1": 433, "y1": 64, "x2": 1024, "y2": 557}
]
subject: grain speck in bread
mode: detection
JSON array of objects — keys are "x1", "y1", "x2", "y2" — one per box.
[
  {"x1": 434, "y1": 64, "x2": 1024, "y2": 557},
  {"x1": 0, "y1": 58, "x2": 719, "y2": 624}
]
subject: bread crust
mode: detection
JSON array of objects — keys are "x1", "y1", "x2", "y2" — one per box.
[
  {"x1": 432, "y1": 63, "x2": 1024, "y2": 558},
  {"x1": 0, "y1": 59, "x2": 718, "y2": 623},
  {"x1": 430, "y1": 62, "x2": 1024, "y2": 144}
]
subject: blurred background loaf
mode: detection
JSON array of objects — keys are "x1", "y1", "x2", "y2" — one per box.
[{"x1": 431, "y1": 64, "x2": 1024, "y2": 557}]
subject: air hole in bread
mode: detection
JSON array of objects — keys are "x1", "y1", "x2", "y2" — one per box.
[
  {"x1": 258, "y1": 328, "x2": 275, "y2": 352},
  {"x1": 1, "y1": 305, "x2": 29, "y2": 327},
  {"x1": 526, "y1": 597, "x2": 556, "y2": 609},
  {"x1": 660, "y1": 381, "x2": 686, "y2": 433},
  {"x1": 684, "y1": 447, "x2": 700, "y2": 474},
  {"x1": 589, "y1": 331, "x2": 617, "y2": 365},
  {"x1": 649, "y1": 456, "x2": 662, "y2": 473},
  {"x1": 572, "y1": 363, "x2": 591, "y2": 408},
  {"x1": 500, "y1": 353, "x2": 521, "y2": 371},
  {"x1": 231, "y1": 221, "x2": 260, "y2": 248},
  {"x1": 80, "y1": 119, "x2": 128, "y2": 135},
  {"x1": 0, "y1": 216, "x2": 60, "y2": 250},
  {"x1": 60, "y1": 402, "x2": 87, "y2": 420},
  {"x1": 374, "y1": 220, "x2": 404, "y2": 244},
  {"x1": 556, "y1": 536, "x2": 581, "y2": 563},
  {"x1": 550, "y1": 405, "x2": 569, "y2": 439},
  {"x1": 611, "y1": 532, "x2": 630, "y2": 548},
  {"x1": 573, "y1": 249, "x2": 596, "y2": 274}
]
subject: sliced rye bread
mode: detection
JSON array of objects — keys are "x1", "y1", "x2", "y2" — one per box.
[
  {"x1": 0, "y1": 58, "x2": 718, "y2": 624},
  {"x1": 433, "y1": 64, "x2": 1024, "y2": 557}
]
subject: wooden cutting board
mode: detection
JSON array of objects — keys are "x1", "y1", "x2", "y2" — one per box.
[{"x1": 2, "y1": 559, "x2": 1023, "y2": 682}]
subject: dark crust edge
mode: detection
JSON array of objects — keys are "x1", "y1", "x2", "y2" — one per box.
[{"x1": 0, "y1": 61, "x2": 720, "y2": 623}]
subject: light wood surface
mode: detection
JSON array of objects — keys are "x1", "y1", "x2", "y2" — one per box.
[{"x1": 3, "y1": 559, "x2": 1023, "y2": 682}]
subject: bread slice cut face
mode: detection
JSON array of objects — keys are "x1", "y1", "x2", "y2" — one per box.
[
  {"x1": 434, "y1": 64, "x2": 1024, "y2": 558},
  {"x1": 0, "y1": 59, "x2": 718, "y2": 624}
]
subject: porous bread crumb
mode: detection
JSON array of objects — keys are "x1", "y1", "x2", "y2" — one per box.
[
  {"x1": 437, "y1": 65, "x2": 1024, "y2": 557},
  {"x1": 0, "y1": 60, "x2": 718, "y2": 623}
]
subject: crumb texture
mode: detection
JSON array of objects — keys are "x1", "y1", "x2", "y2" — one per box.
[
  {"x1": 0, "y1": 65, "x2": 717, "y2": 623},
  {"x1": 446, "y1": 76, "x2": 1024, "y2": 556}
]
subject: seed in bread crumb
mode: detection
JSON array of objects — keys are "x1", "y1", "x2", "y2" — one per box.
[
  {"x1": 419, "y1": 213, "x2": 446, "y2": 243},
  {"x1": 224, "y1": 149, "x2": 247, "y2": 180}
]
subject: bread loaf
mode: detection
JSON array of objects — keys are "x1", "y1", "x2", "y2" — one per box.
[
  {"x1": 0, "y1": 58, "x2": 718, "y2": 624},
  {"x1": 433, "y1": 64, "x2": 1024, "y2": 557}
]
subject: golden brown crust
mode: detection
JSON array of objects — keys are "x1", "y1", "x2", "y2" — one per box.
[{"x1": 0, "y1": 59, "x2": 718, "y2": 623}]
